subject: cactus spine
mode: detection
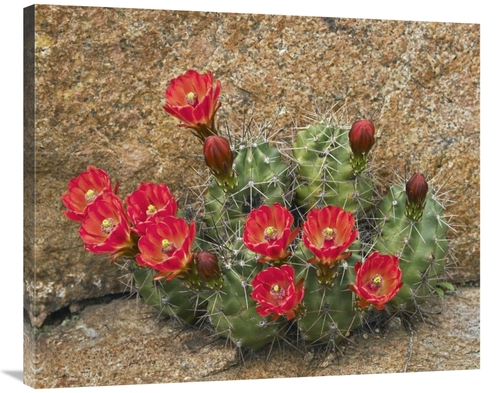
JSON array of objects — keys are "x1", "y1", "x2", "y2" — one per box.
[
  {"x1": 204, "y1": 241, "x2": 283, "y2": 350},
  {"x1": 292, "y1": 241, "x2": 363, "y2": 346}
]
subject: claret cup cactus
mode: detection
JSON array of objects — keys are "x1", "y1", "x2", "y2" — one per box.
[{"x1": 62, "y1": 69, "x2": 454, "y2": 354}]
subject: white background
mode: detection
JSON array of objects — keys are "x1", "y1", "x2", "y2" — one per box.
[{"x1": 2, "y1": 1, "x2": 495, "y2": 392}]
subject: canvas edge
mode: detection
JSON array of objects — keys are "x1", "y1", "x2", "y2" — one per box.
[{"x1": 23, "y1": 4, "x2": 36, "y2": 389}]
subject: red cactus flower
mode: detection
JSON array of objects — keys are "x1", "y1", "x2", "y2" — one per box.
[
  {"x1": 203, "y1": 135, "x2": 237, "y2": 191},
  {"x1": 405, "y1": 173, "x2": 428, "y2": 221},
  {"x1": 347, "y1": 251, "x2": 403, "y2": 310},
  {"x1": 136, "y1": 217, "x2": 196, "y2": 281},
  {"x1": 251, "y1": 264, "x2": 305, "y2": 321},
  {"x1": 302, "y1": 206, "x2": 358, "y2": 265},
  {"x1": 125, "y1": 182, "x2": 178, "y2": 236},
  {"x1": 163, "y1": 69, "x2": 222, "y2": 141},
  {"x1": 78, "y1": 192, "x2": 135, "y2": 261},
  {"x1": 349, "y1": 119, "x2": 375, "y2": 157},
  {"x1": 243, "y1": 203, "x2": 299, "y2": 263},
  {"x1": 62, "y1": 165, "x2": 116, "y2": 221}
]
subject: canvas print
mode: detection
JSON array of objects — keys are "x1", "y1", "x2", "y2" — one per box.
[{"x1": 23, "y1": 4, "x2": 480, "y2": 389}]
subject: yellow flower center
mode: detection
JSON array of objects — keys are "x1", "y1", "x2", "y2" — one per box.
[
  {"x1": 185, "y1": 91, "x2": 198, "y2": 106},
  {"x1": 147, "y1": 204, "x2": 157, "y2": 216},
  {"x1": 270, "y1": 283, "x2": 285, "y2": 300},
  {"x1": 370, "y1": 275, "x2": 383, "y2": 289},
  {"x1": 161, "y1": 239, "x2": 173, "y2": 254},
  {"x1": 85, "y1": 189, "x2": 96, "y2": 203},
  {"x1": 264, "y1": 226, "x2": 278, "y2": 241},
  {"x1": 322, "y1": 227, "x2": 336, "y2": 240},
  {"x1": 101, "y1": 218, "x2": 115, "y2": 234}
]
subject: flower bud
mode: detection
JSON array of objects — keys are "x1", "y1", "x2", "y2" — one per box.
[
  {"x1": 195, "y1": 250, "x2": 223, "y2": 289},
  {"x1": 406, "y1": 173, "x2": 428, "y2": 205},
  {"x1": 349, "y1": 119, "x2": 375, "y2": 174},
  {"x1": 203, "y1": 135, "x2": 237, "y2": 192},
  {"x1": 349, "y1": 119, "x2": 375, "y2": 156},
  {"x1": 405, "y1": 173, "x2": 428, "y2": 221}
]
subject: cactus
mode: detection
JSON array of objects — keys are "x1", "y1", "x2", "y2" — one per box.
[
  {"x1": 202, "y1": 137, "x2": 293, "y2": 243},
  {"x1": 371, "y1": 178, "x2": 450, "y2": 314},
  {"x1": 203, "y1": 240, "x2": 284, "y2": 351},
  {"x1": 291, "y1": 121, "x2": 374, "y2": 216},
  {"x1": 292, "y1": 241, "x2": 363, "y2": 347},
  {"x1": 133, "y1": 267, "x2": 202, "y2": 324},
  {"x1": 200, "y1": 137, "x2": 294, "y2": 350},
  {"x1": 62, "y1": 69, "x2": 455, "y2": 357},
  {"x1": 284, "y1": 117, "x2": 375, "y2": 347}
]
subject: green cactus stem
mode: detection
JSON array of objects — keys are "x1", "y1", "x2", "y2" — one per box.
[
  {"x1": 293, "y1": 241, "x2": 363, "y2": 347},
  {"x1": 133, "y1": 267, "x2": 204, "y2": 324},
  {"x1": 203, "y1": 138, "x2": 293, "y2": 242},
  {"x1": 372, "y1": 183, "x2": 450, "y2": 313},
  {"x1": 204, "y1": 240, "x2": 284, "y2": 351},
  {"x1": 292, "y1": 121, "x2": 374, "y2": 216}
]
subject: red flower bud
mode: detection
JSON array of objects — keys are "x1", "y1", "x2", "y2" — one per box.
[
  {"x1": 163, "y1": 69, "x2": 221, "y2": 142},
  {"x1": 203, "y1": 135, "x2": 237, "y2": 191},
  {"x1": 405, "y1": 173, "x2": 428, "y2": 221},
  {"x1": 406, "y1": 173, "x2": 428, "y2": 206},
  {"x1": 349, "y1": 119, "x2": 375, "y2": 156},
  {"x1": 195, "y1": 250, "x2": 221, "y2": 281},
  {"x1": 348, "y1": 120, "x2": 375, "y2": 173}
]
